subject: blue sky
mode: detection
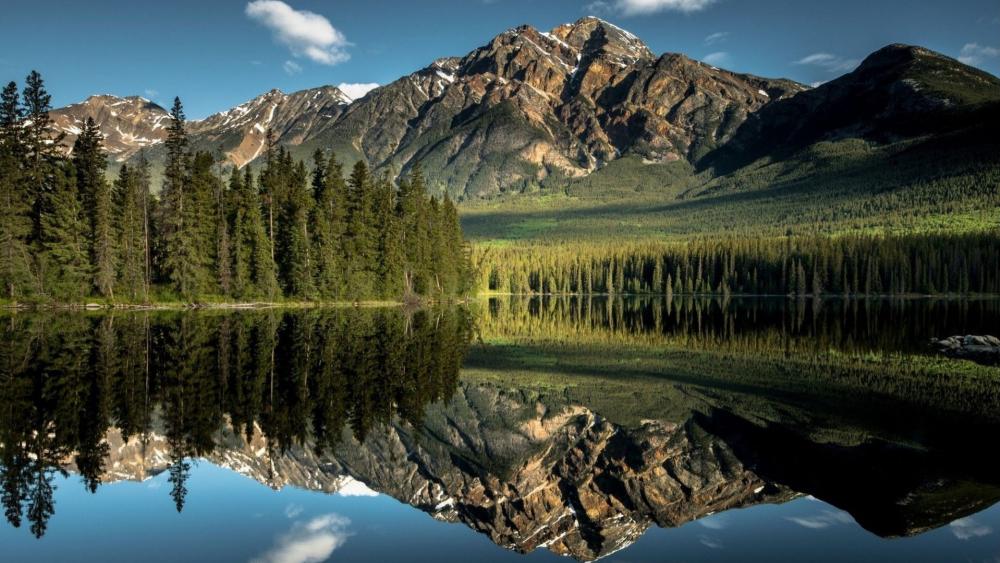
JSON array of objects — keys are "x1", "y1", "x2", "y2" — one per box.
[{"x1": 1, "y1": 0, "x2": 998, "y2": 119}]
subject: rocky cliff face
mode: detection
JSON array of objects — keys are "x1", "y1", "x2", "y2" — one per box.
[
  {"x1": 51, "y1": 20, "x2": 996, "y2": 198},
  {"x1": 702, "y1": 43, "x2": 1000, "y2": 173},
  {"x1": 301, "y1": 17, "x2": 803, "y2": 197},
  {"x1": 84, "y1": 384, "x2": 790, "y2": 561},
  {"x1": 50, "y1": 95, "x2": 171, "y2": 161}
]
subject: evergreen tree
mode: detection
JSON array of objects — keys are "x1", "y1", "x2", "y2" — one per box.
[
  {"x1": 114, "y1": 164, "x2": 147, "y2": 300},
  {"x1": 282, "y1": 160, "x2": 315, "y2": 298},
  {"x1": 344, "y1": 161, "x2": 377, "y2": 298},
  {"x1": 40, "y1": 163, "x2": 90, "y2": 297},
  {"x1": 73, "y1": 118, "x2": 115, "y2": 297},
  {"x1": 0, "y1": 81, "x2": 33, "y2": 299},
  {"x1": 159, "y1": 98, "x2": 201, "y2": 298},
  {"x1": 232, "y1": 167, "x2": 279, "y2": 299},
  {"x1": 373, "y1": 174, "x2": 403, "y2": 297},
  {"x1": 397, "y1": 164, "x2": 429, "y2": 295},
  {"x1": 21, "y1": 71, "x2": 61, "y2": 244}
]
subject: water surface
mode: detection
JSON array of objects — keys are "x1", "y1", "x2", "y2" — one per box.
[{"x1": 1, "y1": 299, "x2": 998, "y2": 562}]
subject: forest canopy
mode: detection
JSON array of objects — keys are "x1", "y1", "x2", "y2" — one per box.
[{"x1": 0, "y1": 72, "x2": 472, "y2": 304}]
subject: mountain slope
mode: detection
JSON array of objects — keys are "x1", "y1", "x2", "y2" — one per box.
[
  {"x1": 701, "y1": 43, "x2": 1000, "y2": 174},
  {"x1": 49, "y1": 22, "x2": 1000, "y2": 205},
  {"x1": 298, "y1": 17, "x2": 803, "y2": 198},
  {"x1": 50, "y1": 95, "x2": 171, "y2": 160}
]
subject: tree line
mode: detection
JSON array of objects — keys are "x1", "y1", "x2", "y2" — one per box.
[
  {"x1": 474, "y1": 232, "x2": 1000, "y2": 296},
  {"x1": 0, "y1": 307, "x2": 472, "y2": 536},
  {"x1": 0, "y1": 71, "x2": 472, "y2": 303}
]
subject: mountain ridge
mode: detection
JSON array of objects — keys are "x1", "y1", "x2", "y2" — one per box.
[{"x1": 46, "y1": 17, "x2": 999, "y2": 200}]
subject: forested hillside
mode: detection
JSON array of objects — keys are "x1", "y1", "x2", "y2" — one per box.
[{"x1": 0, "y1": 73, "x2": 472, "y2": 305}]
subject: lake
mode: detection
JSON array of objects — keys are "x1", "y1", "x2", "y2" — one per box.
[{"x1": 1, "y1": 297, "x2": 998, "y2": 562}]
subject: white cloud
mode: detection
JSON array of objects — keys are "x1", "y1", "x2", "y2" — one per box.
[
  {"x1": 617, "y1": 0, "x2": 716, "y2": 14},
  {"x1": 704, "y1": 31, "x2": 729, "y2": 45},
  {"x1": 794, "y1": 52, "x2": 859, "y2": 73},
  {"x1": 785, "y1": 510, "x2": 854, "y2": 530},
  {"x1": 699, "y1": 534, "x2": 723, "y2": 549},
  {"x1": 283, "y1": 60, "x2": 302, "y2": 75},
  {"x1": 246, "y1": 1, "x2": 351, "y2": 66},
  {"x1": 697, "y1": 514, "x2": 728, "y2": 530},
  {"x1": 336, "y1": 82, "x2": 380, "y2": 101},
  {"x1": 702, "y1": 51, "x2": 729, "y2": 66},
  {"x1": 585, "y1": 0, "x2": 715, "y2": 16},
  {"x1": 950, "y1": 517, "x2": 993, "y2": 540},
  {"x1": 144, "y1": 88, "x2": 159, "y2": 99},
  {"x1": 252, "y1": 514, "x2": 352, "y2": 563},
  {"x1": 959, "y1": 43, "x2": 1000, "y2": 66},
  {"x1": 284, "y1": 504, "x2": 304, "y2": 519}
]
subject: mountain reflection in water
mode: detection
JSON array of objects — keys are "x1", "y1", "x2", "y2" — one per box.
[{"x1": 1, "y1": 299, "x2": 998, "y2": 561}]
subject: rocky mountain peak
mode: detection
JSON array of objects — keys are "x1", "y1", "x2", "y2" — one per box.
[
  {"x1": 551, "y1": 17, "x2": 655, "y2": 64},
  {"x1": 50, "y1": 94, "x2": 171, "y2": 160}
]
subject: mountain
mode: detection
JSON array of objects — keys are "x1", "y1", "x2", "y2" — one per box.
[
  {"x1": 296, "y1": 16, "x2": 804, "y2": 197},
  {"x1": 50, "y1": 95, "x2": 171, "y2": 160},
  {"x1": 49, "y1": 18, "x2": 999, "y2": 201},
  {"x1": 702, "y1": 43, "x2": 1000, "y2": 173},
  {"x1": 76, "y1": 382, "x2": 1000, "y2": 561}
]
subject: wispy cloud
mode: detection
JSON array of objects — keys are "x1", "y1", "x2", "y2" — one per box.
[
  {"x1": 958, "y1": 43, "x2": 999, "y2": 66},
  {"x1": 585, "y1": 0, "x2": 716, "y2": 16},
  {"x1": 785, "y1": 510, "x2": 854, "y2": 530},
  {"x1": 283, "y1": 60, "x2": 302, "y2": 75},
  {"x1": 949, "y1": 517, "x2": 993, "y2": 540},
  {"x1": 336, "y1": 83, "x2": 380, "y2": 101},
  {"x1": 144, "y1": 89, "x2": 159, "y2": 99},
  {"x1": 246, "y1": 1, "x2": 351, "y2": 66},
  {"x1": 702, "y1": 51, "x2": 730, "y2": 66},
  {"x1": 699, "y1": 534, "x2": 724, "y2": 549},
  {"x1": 704, "y1": 31, "x2": 729, "y2": 45},
  {"x1": 793, "y1": 52, "x2": 859, "y2": 73},
  {"x1": 697, "y1": 514, "x2": 728, "y2": 530},
  {"x1": 284, "y1": 504, "x2": 304, "y2": 519},
  {"x1": 252, "y1": 514, "x2": 352, "y2": 563}
]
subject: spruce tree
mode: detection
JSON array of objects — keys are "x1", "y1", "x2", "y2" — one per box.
[
  {"x1": 73, "y1": 118, "x2": 115, "y2": 297},
  {"x1": 373, "y1": 174, "x2": 403, "y2": 297},
  {"x1": 21, "y1": 71, "x2": 61, "y2": 243},
  {"x1": 114, "y1": 164, "x2": 147, "y2": 301},
  {"x1": 41, "y1": 162, "x2": 91, "y2": 298},
  {"x1": 159, "y1": 98, "x2": 200, "y2": 298},
  {"x1": 0, "y1": 82, "x2": 33, "y2": 299},
  {"x1": 397, "y1": 164, "x2": 430, "y2": 295},
  {"x1": 344, "y1": 161, "x2": 377, "y2": 298},
  {"x1": 282, "y1": 161, "x2": 315, "y2": 298}
]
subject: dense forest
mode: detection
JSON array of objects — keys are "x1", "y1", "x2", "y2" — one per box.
[
  {"x1": 475, "y1": 233, "x2": 1000, "y2": 296},
  {"x1": 0, "y1": 307, "x2": 472, "y2": 536},
  {"x1": 0, "y1": 72, "x2": 472, "y2": 304}
]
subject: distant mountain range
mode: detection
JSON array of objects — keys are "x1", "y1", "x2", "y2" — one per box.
[{"x1": 49, "y1": 17, "x2": 1000, "y2": 199}]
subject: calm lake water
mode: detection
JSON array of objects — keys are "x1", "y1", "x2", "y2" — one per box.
[{"x1": 1, "y1": 298, "x2": 998, "y2": 562}]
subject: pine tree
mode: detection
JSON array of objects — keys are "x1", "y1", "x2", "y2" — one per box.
[
  {"x1": 0, "y1": 81, "x2": 33, "y2": 299},
  {"x1": 40, "y1": 163, "x2": 90, "y2": 298},
  {"x1": 228, "y1": 168, "x2": 251, "y2": 297},
  {"x1": 21, "y1": 71, "x2": 61, "y2": 244},
  {"x1": 233, "y1": 167, "x2": 278, "y2": 299},
  {"x1": 159, "y1": 98, "x2": 201, "y2": 298},
  {"x1": 373, "y1": 174, "x2": 403, "y2": 297},
  {"x1": 310, "y1": 151, "x2": 346, "y2": 298},
  {"x1": 114, "y1": 164, "x2": 145, "y2": 300},
  {"x1": 73, "y1": 118, "x2": 115, "y2": 297},
  {"x1": 282, "y1": 160, "x2": 315, "y2": 298},
  {"x1": 344, "y1": 161, "x2": 376, "y2": 298},
  {"x1": 397, "y1": 164, "x2": 430, "y2": 295}
]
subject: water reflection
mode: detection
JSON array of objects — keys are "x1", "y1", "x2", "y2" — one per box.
[
  {"x1": 0, "y1": 308, "x2": 471, "y2": 537},
  {"x1": 1, "y1": 300, "x2": 998, "y2": 562}
]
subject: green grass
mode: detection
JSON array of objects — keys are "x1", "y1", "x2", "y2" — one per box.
[{"x1": 460, "y1": 133, "x2": 1000, "y2": 245}]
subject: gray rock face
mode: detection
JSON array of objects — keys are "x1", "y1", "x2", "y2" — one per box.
[{"x1": 932, "y1": 335, "x2": 1000, "y2": 365}]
